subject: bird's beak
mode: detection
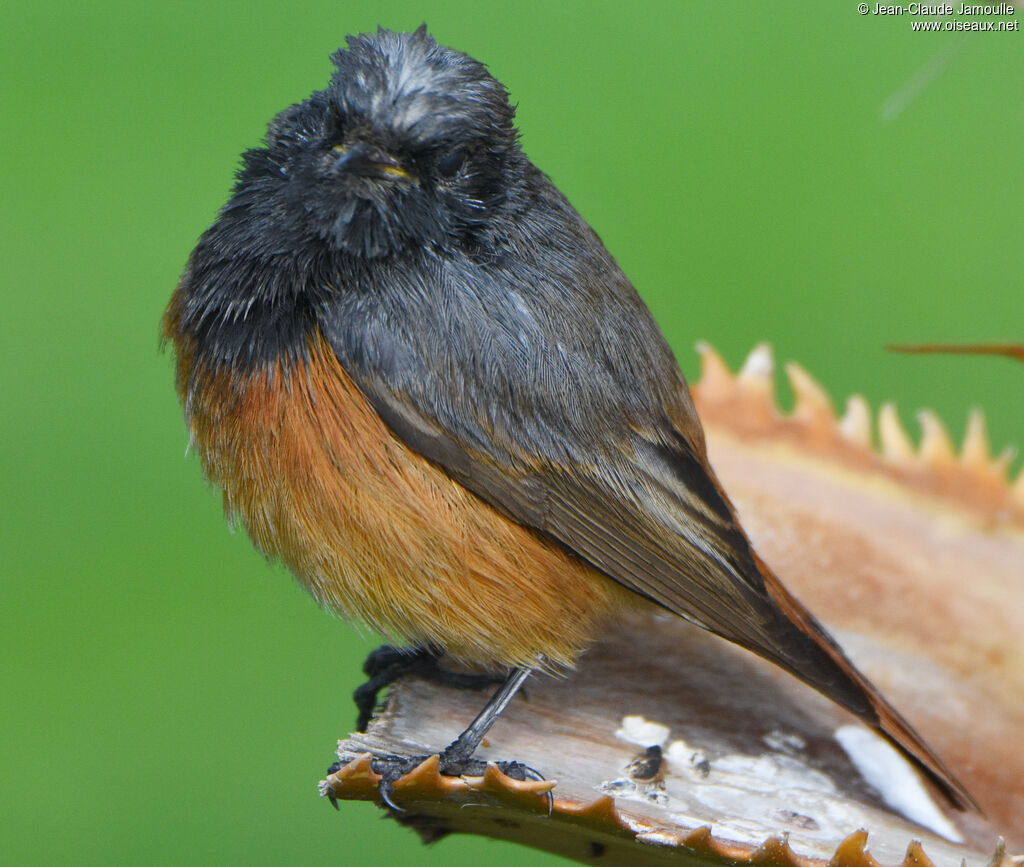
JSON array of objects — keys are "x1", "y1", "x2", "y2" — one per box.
[{"x1": 332, "y1": 143, "x2": 412, "y2": 181}]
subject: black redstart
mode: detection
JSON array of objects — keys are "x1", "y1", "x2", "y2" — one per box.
[{"x1": 164, "y1": 27, "x2": 976, "y2": 811}]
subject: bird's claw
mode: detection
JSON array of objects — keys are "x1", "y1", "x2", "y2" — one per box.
[
  {"x1": 377, "y1": 777, "x2": 404, "y2": 813},
  {"x1": 497, "y1": 761, "x2": 554, "y2": 815},
  {"x1": 368, "y1": 753, "x2": 424, "y2": 813}
]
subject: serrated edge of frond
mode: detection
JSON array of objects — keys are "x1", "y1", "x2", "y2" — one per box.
[{"x1": 691, "y1": 343, "x2": 1022, "y2": 526}]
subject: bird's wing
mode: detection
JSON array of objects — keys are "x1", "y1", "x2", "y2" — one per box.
[
  {"x1": 320, "y1": 253, "x2": 798, "y2": 665},
  {"x1": 359, "y1": 370, "x2": 792, "y2": 661}
]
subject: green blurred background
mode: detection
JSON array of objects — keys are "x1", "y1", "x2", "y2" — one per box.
[{"x1": 3, "y1": 2, "x2": 1021, "y2": 863}]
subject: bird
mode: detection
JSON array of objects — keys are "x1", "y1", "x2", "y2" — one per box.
[{"x1": 163, "y1": 26, "x2": 976, "y2": 812}]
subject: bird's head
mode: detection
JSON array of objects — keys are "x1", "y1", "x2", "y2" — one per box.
[{"x1": 234, "y1": 26, "x2": 524, "y2": 259}]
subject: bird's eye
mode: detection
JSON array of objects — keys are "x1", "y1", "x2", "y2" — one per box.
[{"x1": 436, "y1": 148, "x2": 467, "y2": 179}]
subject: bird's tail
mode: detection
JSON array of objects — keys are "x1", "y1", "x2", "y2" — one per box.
[{"x1": 750, "y1": 550, "x2": 980, "y2": 813}]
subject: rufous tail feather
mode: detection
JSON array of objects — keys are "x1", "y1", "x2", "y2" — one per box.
[{"x1": 752, "y1": 551, "x2": 980, "y2": 813}]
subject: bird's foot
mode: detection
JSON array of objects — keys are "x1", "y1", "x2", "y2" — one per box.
[
  {"x1": 334, "y1": 664, "x2": 549, "y2": 813},
  {"x1": 353, "y1": 644, "x2": 504, "y2": 732},
  {"x1": 365, "y1": 748, "x2": 551, "y2": 813}
]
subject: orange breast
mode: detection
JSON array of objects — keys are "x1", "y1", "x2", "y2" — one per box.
[{"x1": 171, "y1": 330, "x2": 633, "y2": 670}]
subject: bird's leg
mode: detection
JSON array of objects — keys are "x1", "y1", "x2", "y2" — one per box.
[
  {"x1": 360, "y1": 667, "x2": 550, "y2": 812},
  {"x1": 437, "y1": 666, "x2": 532, "y2": 769},
  {"x1": 352, "y1": 644, "x2": 504, "y2": 732}
]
